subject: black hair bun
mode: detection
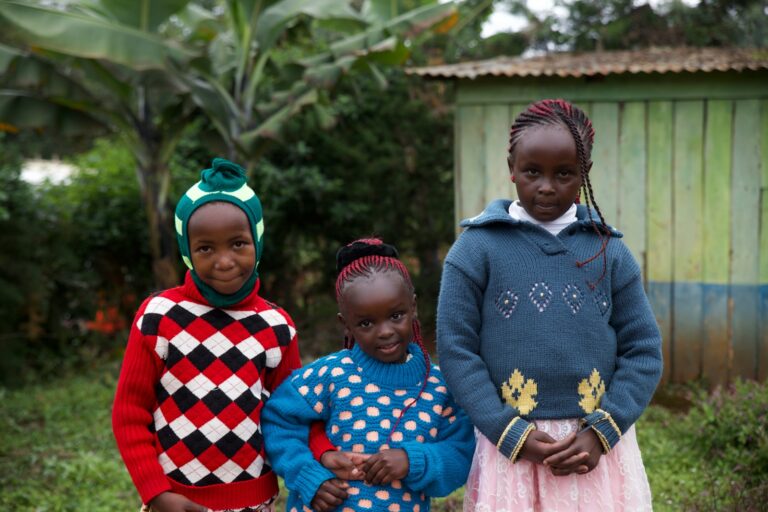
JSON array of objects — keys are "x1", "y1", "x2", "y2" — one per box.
[{"x1": 336, "y1": 239, "x2": 399, "y2": 273}]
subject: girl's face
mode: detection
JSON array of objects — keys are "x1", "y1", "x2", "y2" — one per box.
[
  {"x1": 338, "y1": 271, "x2": 416, "y2": 364},
  {"x1": 508, "y1": 125, "x2": 583, "y2": 222},
  {"x1": 188, "y1": 202, "x2": 255, "y2": 294}
]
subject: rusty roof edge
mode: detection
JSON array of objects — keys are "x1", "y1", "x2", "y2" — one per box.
[{"x1": 405, "y1": 47, "x2": 768, "y2": 79}]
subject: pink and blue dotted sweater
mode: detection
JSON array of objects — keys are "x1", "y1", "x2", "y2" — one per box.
[{"x1": 261, "y1": 343, "x2": 474, "y2": 512}]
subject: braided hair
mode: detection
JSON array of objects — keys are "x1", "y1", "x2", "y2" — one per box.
[
  {"x1": 508, "y1": 99, "x2": 611, "y2": 288},
  {"x1": 335, "y1": 238, "x2": 430, "y2": 442}
]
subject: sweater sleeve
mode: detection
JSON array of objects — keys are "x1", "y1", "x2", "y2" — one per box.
[
  {"x1": 111, "y1": 299, "x2": 171, "y2": 504},
  {"x1": 436, "y1": 256, "x2": 534, "y2": 462},
  {"x1": 582, "y1": 248, "x2": 663, "y2": 452},
  {"x1": 261, "y1": 363, "x2": 336, "y2": 506},
  {"x1": 400, "y1": 389, "x2": 475, "y2": 497}
]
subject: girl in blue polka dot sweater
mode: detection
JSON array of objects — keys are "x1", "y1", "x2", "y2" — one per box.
[{"x1": 262, "y1": 239, "x2": 474, "y2": 512}]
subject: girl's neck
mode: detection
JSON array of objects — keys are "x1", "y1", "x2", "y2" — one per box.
[
  {"x1": 349, "y1": 343, "x2": 425, "y2": 387},
  {"x1": 508, "y1": 200, "x2": 577, "y2": 236}
]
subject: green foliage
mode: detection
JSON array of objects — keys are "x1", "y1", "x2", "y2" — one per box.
[
  {"x1": 497, "y1": 0, "x2": 768, "y2": 52},
  {"x1": 0, "y1": 361, "x2": 135, "y2": 510},
  {"x1": 252, "y1": 69, "x2": 454, "y2": 346},
  {"x1": 638, "y1": 380, "x2": 768, "y2": 511}
]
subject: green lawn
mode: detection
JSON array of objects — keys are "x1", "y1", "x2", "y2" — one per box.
[{"x1": 0, "y1": 362, "x2": 726, "y2": 511}]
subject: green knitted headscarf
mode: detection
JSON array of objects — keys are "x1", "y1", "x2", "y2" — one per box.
[{"x1": 175, "y1": 158, "x2": 264, "y2": 308}]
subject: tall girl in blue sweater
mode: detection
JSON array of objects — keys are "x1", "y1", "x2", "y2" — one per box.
[
  {"x1": 437, "y1": 99, "x2": 663, "y2": 511},
  {"x1": 263, "y1": 238, "x2": 474, "y2": 512}
]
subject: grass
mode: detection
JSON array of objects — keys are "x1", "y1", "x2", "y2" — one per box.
[{"x1": 0, "y1": 361, "x2": 742, "y2": 511}]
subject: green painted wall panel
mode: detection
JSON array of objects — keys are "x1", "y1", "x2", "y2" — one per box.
[
  {"x1": 702, "y1": 99, "x2": 733, "y2": 386},
  {"x1": 483, "y1": 105, "x2": 511, "y2": 205},
  {"x1": 761, "y1": 100, "x2": 768, "y2": 381},
  {"x1": 731, "y1": 99, "x2": 762, "y2": 379},
  {"x1": 646, "y1": 101, "x2": 674, "y2": 383},
  {"x1": 672, "y1": 100, "x2": 705, "y2": 382},
  {"x1": 590, "y1": 103, "x2": 620, "y2": 226},
  {"x1": 618, "y1": 102, "x2": 647, "y2": 269},
  {"x1": 456, "y1": 106, "x2": 486, "y2": 228}
]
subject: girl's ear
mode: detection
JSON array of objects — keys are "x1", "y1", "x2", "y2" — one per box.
[
  {"x1": 586, "y1": 161, "x2": 593, "y2": 173},
  {"x1": 411, "y1": 294, "x2": 418, "y2": 318},
  {"x1": 507, "y1": 155, "x2": 515, "y2": 173},
  {"x1": 337, "y1": 312, "x2": 347, "y2": 328}
]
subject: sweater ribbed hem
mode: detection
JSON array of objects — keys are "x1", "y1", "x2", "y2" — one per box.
[
  {"x1": 293, "y1": 463, "x2": 336, "y2": 505},
  {"x1": 165, "y1": 473, "x2": 278, "y2": 509}
]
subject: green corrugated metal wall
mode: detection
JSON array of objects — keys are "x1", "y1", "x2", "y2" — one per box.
[{"x1": 453, "y1": 71, "x2": 768, "y2": 384}]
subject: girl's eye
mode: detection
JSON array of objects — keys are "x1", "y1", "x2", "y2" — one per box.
[
  {"x1": 358, "y1": 320, "x2": 372, "y2": 328},
  {"x1": 558, "y1": 169, "x2": 575, "y2": 177},
  {"x1": 196, "y1": 246, "x2": 211, "y2": 254},
  {"x1": 524, "y1": 168, "x2": 539, "y2": 176},
  {"x1": 391, "y1": 312, "x2": 404, "y2": 320},
  {"x1": 234, "y1": 240, "x2": 248, "y2": 249}
]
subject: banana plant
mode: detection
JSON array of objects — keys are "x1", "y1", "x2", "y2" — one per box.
[{"x1": 0, "y1": 0, "x2": 456, "y2": 288}]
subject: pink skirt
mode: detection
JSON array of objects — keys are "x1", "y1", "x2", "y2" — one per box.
[{"x1": 463, "y1": 419, "x2": 652, "y2": 512}]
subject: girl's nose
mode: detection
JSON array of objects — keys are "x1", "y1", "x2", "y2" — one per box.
[
  {"x1": 378, "y1": 323, "x2": 395, "y2": 339},
  {"x1": 538, "y1": 179, "x2": 555, "y2": 193},
  {"x1": 214, "y1": 253, "x2": 236, "y2": 270}
]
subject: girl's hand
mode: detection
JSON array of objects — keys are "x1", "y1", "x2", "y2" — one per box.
[
  {"x1": 518, "y1": 430, "x2": 577, "y2": 464},
  {"x1": 320, "y1": 450, "x2": 370, "y2": 480},
  {"x1": 148, "y1": 492, "x2": 209, "y2": 512},
  {"x1": 362, "y1": 448, "x2": 410, "y2": 485},
  {"x1": 311, "y1": 478, "x2": 349, "y2": 512},
  {"x1": 543, "y1": 428, "x2": 602, "y2": 476}
]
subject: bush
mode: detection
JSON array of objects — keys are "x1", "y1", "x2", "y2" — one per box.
[
  {"x1": 684, "y1": 379, "x2": 768, "y2": 510},
  {"x1": 639, "y1": 379, "x2": 768, "y2": 511}
]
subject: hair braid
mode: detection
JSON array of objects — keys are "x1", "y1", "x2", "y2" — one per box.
[{"x1": 335, "y1": 238, "x2": 431, "y2": 443}]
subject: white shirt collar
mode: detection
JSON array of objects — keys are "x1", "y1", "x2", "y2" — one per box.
[{"x1": 508, "y1": 200, "x2": 577, "y2": 236}]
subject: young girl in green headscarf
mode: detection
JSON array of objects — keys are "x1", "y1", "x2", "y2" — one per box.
[{"x1": 112, "y1": 158, "x2": 334, "y2": 512}]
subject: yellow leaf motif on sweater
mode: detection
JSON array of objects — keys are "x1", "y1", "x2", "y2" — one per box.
[
  {"x1": 501, "y1": 369, "x2": 538, "y2": 415},
  {"x1": 578, "y1": 369, "x2": 606, "y2": 413}
]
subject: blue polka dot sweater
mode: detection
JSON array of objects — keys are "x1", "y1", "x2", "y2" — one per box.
[
  {"x1": 437, "y1": 200, "x2": 663, "y2": 461},
  {"x1": 261, "y1": 343, "x2": 474, "y2": 512}
]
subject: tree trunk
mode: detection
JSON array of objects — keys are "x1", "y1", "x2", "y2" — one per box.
[{"x1": 137, "y1": 157, "x2": 179, "y2": 290}]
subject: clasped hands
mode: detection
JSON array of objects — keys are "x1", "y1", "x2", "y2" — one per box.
[
  {"x1": 312, "y1": 448, "x2": 409, "y2": 512},
  {"x1": 519, "y1": 427, "x2": 603, "y2": 476}
]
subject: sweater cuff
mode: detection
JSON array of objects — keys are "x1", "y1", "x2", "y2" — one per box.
[
  {"x1": 400, "y1": 442, "x2": 427, "y2": 484},
  {"x1": 581, "y1": 408, "x2": 622, "y2": 452},
  {"x1": 139, "y1": 479, "x2": 172, "y2": 506},
  {"x1": 496, "y1": 416, "x2": 535, "y2": 463},
  {"x1": 293, "y1": 462, "x2": 336, "y2": 505}
]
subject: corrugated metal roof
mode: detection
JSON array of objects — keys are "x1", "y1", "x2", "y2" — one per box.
[{"x1": 407, "y1": 47, "x2": 768, "y2": 79}]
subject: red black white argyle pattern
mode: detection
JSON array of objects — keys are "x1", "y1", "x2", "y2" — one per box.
[{"x1": 137, "y1": 295, "x2": 295, "y2": 487}]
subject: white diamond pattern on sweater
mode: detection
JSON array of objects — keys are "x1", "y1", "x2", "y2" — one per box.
[{"x1": 133, "y1": 294, "x2": 295, "y2": 487}]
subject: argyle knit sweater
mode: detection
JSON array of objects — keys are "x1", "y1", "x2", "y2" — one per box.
[
  {"x1": 437, "y1": 200, "x2": 663, "y2": 462},
  {"x1": 112, "y1": 272, "x2": 303, "y2": 509},
  {"x1": 261, "y1": 343, "x2": 475, "y2": 512}
]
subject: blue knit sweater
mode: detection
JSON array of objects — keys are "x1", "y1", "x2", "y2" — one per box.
[
  {"x1": 436, "y1": 199, "x2": 662, "y2": 461},
  {"x1": 261, "y1": 343, "x2": 474, "y2": 512}
]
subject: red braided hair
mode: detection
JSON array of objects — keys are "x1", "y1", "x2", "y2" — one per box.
[
  {"x1": 509, "y1": 99, "x2": 611, "y2": 288},
  {"x1": 335, "y1": 238, "x2": 431, "y2": 442}
]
